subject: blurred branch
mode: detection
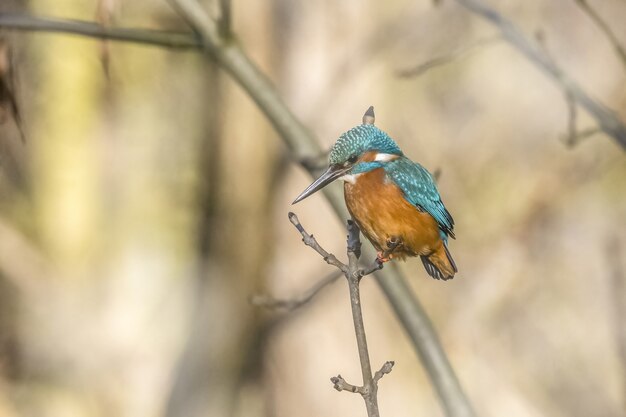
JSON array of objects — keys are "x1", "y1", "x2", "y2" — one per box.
[
  {"x1": 251, "y1": 270, "x2": 342, "y2": 311},
  {"x1": 573, "y1": 0, "x2": 626, "y2": 71},
  {"x1": 560, "y1": 90, "x2": 602, "y2": 146},
  {"x1": 2, "y1": 4, "x2": 476, "y2": 416},
  {"x1": 397, "y1": 36, "x2": 500, "y2": 78},
  {"x1": 0, "y1": 38, "x2": 25, "y2": 142},
  {"x1": 218, "y1": 0, "x2": 231, "y2": 35},
  {"x1": 607, "y1": 236, "x2": 626, "y2": 408},
  {"x1": 0, "y1": 13, "x2": 202, "y2": 49},
  {"x1": 289, "y1": 212, "x2": 392, "y2": 417},
  {"x1": 95, "y1": 0, "x2": 118, "y2": 77},
  {"x1": 452, "y1": 0, "x2": 626, "y2": 151}
]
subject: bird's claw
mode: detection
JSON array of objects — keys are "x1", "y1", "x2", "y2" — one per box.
[
  {"x1": 376, "y1": 251, "x2": 394, "y2": 263},
  {"x1": 377, "y1": 237, "x2": 401, "y2": 263}
]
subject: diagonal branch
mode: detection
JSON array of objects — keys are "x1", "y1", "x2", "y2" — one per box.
[
  {"x1": 250, "y1": 270, "x2": 342, "y2": 311},
  {"x1": 288, "y1": 212, "x2": 348, "y2": 273},
  {"x1": 398, "y1": 36, "x2": 501, "y2": 78},
  {"x1": 452, "y1": 0, "x2": 626, "y2": 151}
]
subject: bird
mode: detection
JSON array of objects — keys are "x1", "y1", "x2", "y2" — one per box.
[{"x1": 292, "y1": 106, "x2": 457, "y2": 280}]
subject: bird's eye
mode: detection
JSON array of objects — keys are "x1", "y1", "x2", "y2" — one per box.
[{"x1": 348, "y1": 155, "x2": 358, "y2": 164}]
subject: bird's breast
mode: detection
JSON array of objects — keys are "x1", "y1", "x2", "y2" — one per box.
[{"x1": 344, "y1": 167, "x2": 442, "y2": 258}]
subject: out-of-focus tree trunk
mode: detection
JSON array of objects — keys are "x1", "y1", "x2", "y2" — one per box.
[{"x1": 164, "y1": 2, "x2": 279, "y2": 416}]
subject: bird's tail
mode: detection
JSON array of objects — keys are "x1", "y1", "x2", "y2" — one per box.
[{"x1": 420, "y1": 242, "x2": 457, "y2": 280}]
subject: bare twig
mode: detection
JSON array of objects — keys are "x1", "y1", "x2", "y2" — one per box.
[
  {"x1": 373, "y1": 361, "x2": 395, "y2": 383},
  {"x1": 453, "y1": 0, "x2": 626, "y2": 151},
  {"x1": 398, "y1": 36, "x2": 500, "y2": 78},
  {"x1": 288, "y1": 212, "x2": 348, "y2": 274},
  {"x1": 573, "y1": 0, "x2": 626, "y2": 71},
  {"x1": 289, "y1": 213, "x2": 392, "y2": 417},
  {"x1": 331, "y1": 374, "x2": 363, "y2": 393},
  {"x1": 250, "y1": 270, "x2": 342, "y2": 311},
  {"x1": 0, "y1": 13, "x2": 201, "y2": 49},
  {"x1": 253, "y1": 220, "x2": 401, "y2": 311}
]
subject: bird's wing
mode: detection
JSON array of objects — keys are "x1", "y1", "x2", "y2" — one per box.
[{"x1": 385, "y1": 157, "x2": 455, "y2": 239}]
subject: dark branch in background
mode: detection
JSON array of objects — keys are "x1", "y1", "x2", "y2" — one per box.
[
  {"x1": 218, "y1": 0, "x2": 231, "y2": 36},
  {"x1": 573, "y1": 0, "x2": 626, "y2": 71},
  {"x1": 288, "y1": 212, "x2": 393, "y2": 417},
  {"x1": 0, "y1": 5, "x2": 476, "y2": 417},
  {"x1": 0, "y1": 38, "x2": 25, "y2": 142},
  {"x1": 561, "y1": 90, "x2": 601, "y2": 146},
  {"x1": 95, "y1": 0, "x2": 115, "y2": 77},
  {"x1": 251, "y1": 270, "x2": 342, "y2": 311},
  {"x1": 564, "y1": 91, "x2": 578, "y2": 145},
  {"x1": 397, "y1": 36, "x2": 501, "y2": 78},
  {"x1": 452, "y1": 0, "x2": 626, "y2": 151},
  {"x1": 0, "y1": 13, "x2": 201, "y2": 49}
]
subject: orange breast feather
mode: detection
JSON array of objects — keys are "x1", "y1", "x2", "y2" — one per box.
[{"x1": 344, "y1": 167, "x2": 443, "y2": 259}]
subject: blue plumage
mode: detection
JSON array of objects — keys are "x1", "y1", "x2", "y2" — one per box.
[
  {"x1": 384, "y1": 158, "x2": 455, "y2": 240},
  {"x1": 329, "y1": 124, "x2": 402, "y2": 165}
]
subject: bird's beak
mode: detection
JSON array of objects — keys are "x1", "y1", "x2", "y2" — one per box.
[{"x1": 292, "y1": 164, "x2": 349, "y2": 204}]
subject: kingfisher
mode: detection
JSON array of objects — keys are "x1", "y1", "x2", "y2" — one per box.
[{"x1": 293, "y1": 107, "x2": 457, "y2": 280}]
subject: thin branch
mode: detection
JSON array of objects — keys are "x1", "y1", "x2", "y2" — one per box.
[
  {"x1": 398, "y1": 36, "x2": 500, "y2": 78},
  {"x1": 250, "y1": 270, "x2": 342, "y2": 311},
  {"x1": 560, "y1": 90, "x2": 602, "y2": 146},
  {"x1": 563, "y1": 90, "x2": 578, "y2": 145},
  {"x1": 345, "y1": 220, "x2": 379, "y2": 417},
  {"x1": 373, "y1": 361, "x2": 396, "y2": 383},
  {"x1": 331, "y1": 374, "x2": 363, "y2": 394},
  {"x1": 288, "y1": 212, "x2": 348, "y2": 273},
  {"x1": 453, "y1": 0, "x2": 626, "y2": 151},
  {"x1": 573, "y1": 0, "x2": 626, "y2": 71},
  {"x1": 252, "y1": 220, "x2": 401, "y2": 311},
  {"x1": 0, "y1": 13, "x2": 201, "y2": 49},
  {"x1": 289, "y1": 213, "x2": 392, "y2": 417}
]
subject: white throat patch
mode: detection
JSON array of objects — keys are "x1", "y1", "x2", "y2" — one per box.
[
  {"x1": 374, "y1": 153, "x2": 399, "y2": 162},
  {"x1": 340, "y1": 173, "x2": 362, "y2": 184}
]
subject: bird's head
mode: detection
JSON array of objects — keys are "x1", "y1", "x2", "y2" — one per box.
[{"x1": 293, "y1": 107, "x2": 403, "y2": 204}]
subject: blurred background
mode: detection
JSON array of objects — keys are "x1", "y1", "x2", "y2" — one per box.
[{"x1": 0, "y1": 0, "x2": 625, "y2": 416}]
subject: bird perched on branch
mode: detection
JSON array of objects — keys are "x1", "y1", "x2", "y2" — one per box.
[{"x1": 293, "y1": 107, "x2": 457, "y2": 280}]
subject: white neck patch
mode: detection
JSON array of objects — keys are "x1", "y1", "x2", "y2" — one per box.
[
  {"x1": 340, "y1": 173, "x2": 362, "y2": 184},
  {"x1": 374, "y1": 153, "x2": 399, "y2": 162}
]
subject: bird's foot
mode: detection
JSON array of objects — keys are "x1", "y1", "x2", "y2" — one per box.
[
  {"x1": 376, "y1": 237, "x2": 402, "y2": 264},
  {"x1": 376, "y1": 252, "x2": 394, "y2": 263}
]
